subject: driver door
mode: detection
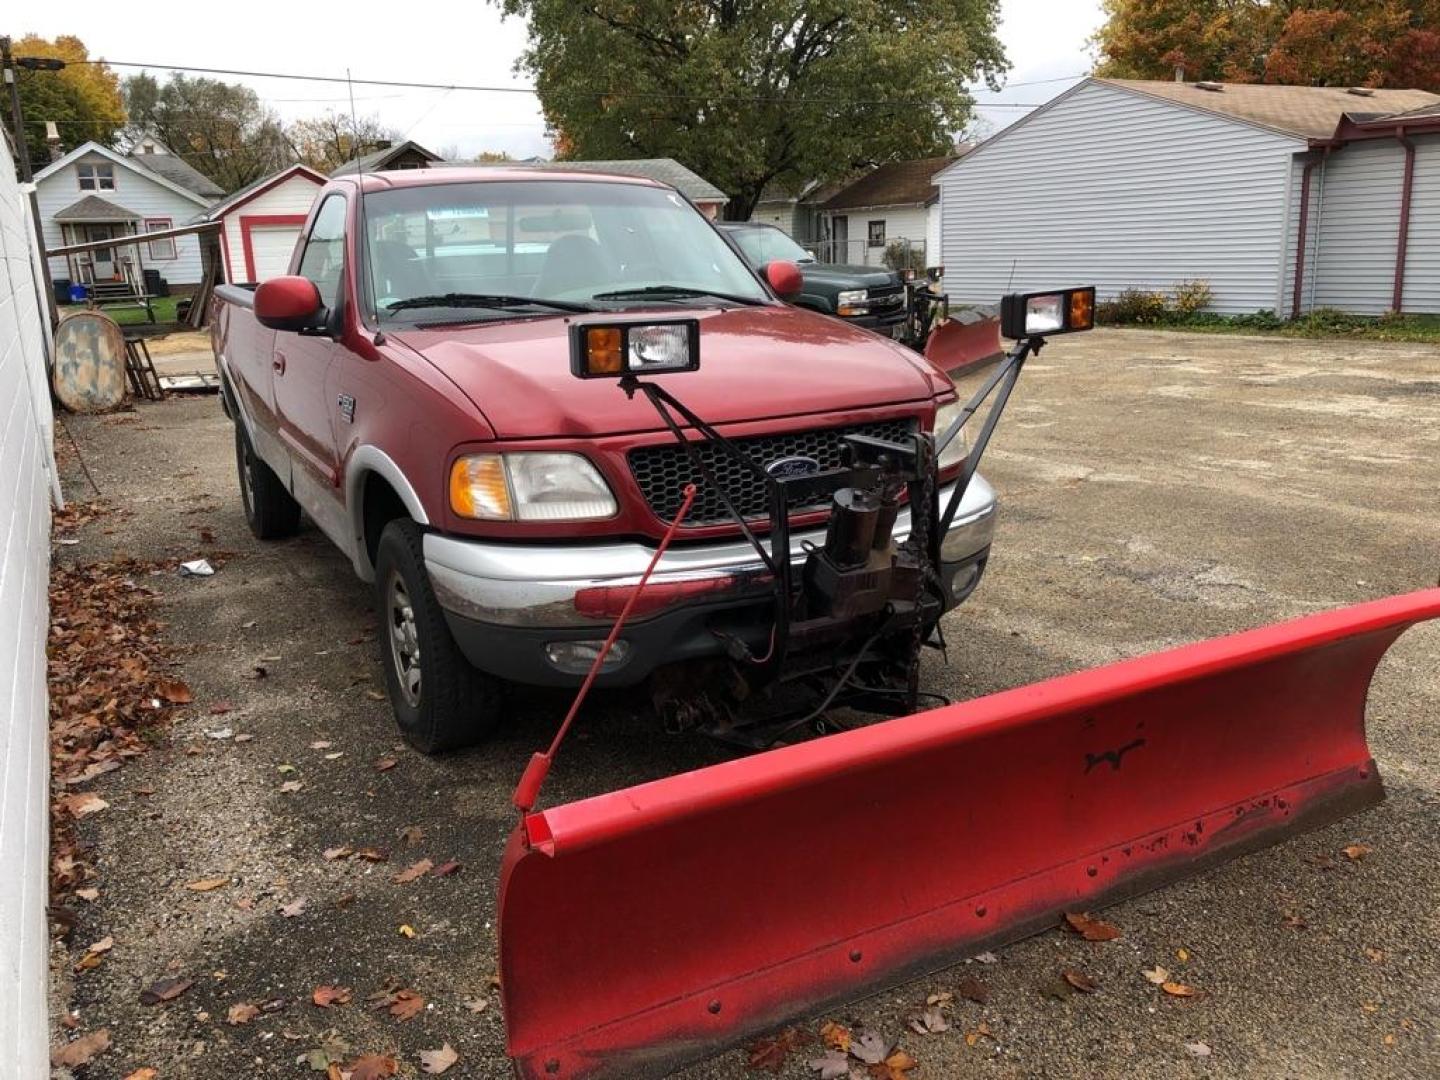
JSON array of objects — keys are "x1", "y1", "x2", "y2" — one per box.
[{"x1": 271, "y1": 193, "x2": 351, "y2": 547}]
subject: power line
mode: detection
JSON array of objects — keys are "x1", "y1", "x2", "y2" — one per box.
[{"x1": 34, "y1": 55, "x2": 1047, "y2": 108}]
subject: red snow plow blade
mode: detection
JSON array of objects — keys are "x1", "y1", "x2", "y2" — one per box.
[
  {"x1": 499, "y1": 589, "x2": 1440, "y2": 1079},
  {"x1": 923, "y1": 306, "x2": 1002, "y2": 374}
]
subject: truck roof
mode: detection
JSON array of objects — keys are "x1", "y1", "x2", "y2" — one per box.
[{"x1": 337, "y1": 165, "x2": 671, "y2": 194}]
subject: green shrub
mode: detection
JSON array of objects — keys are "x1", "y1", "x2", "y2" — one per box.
[
  {"x1": 1171, "y1": 279, "x2": 1213, "y2": 316},
  {"x1": 882, "y1": 240, "x2": 926, "y2": 275},
  {"x1": 1228, "y1": 309, "x2": 1285, "y2": 331},
  {"x1": 1096, "y1": 287, "x2": 1170, "y2": 325}
]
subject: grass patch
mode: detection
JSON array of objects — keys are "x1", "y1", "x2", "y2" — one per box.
[
  {"x1": 59, "y1": 296, "x2": 183, "y2": 326},
  {"x1": 1114, "y1": 309, "x2": 1440, "y2": 343}
]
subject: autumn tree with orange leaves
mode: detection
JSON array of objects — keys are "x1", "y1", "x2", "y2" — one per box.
[{"x1": 1093, "y1": 1, "x2": 1440, "y2": 92}]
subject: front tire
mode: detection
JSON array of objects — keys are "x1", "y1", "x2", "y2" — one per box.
[
  {"x1": 235, "y1": 423, "x2": 300, "y2": 540},
  {"x1": 373, "y1": 519, "x2": 501, "y2": 753}
]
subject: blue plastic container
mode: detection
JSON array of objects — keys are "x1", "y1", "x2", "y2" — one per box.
[{"x1": 68, "y1": 283, "x2": 89, "y2": 303}]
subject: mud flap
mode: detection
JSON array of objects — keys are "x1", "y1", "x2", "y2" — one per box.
[
  {"x1": 499, "y1": 590, "x2": 1440, "y2": 1079},
  {"x1": 923, "y1": 308, "x2": 1002, "y2": 375}
]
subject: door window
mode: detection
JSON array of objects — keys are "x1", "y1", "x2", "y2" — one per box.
[{"x1": 297, "y1": 195, "x2": 348, "y2": 308}]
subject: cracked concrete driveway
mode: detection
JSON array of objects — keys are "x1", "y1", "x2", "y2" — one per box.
[{"x1": 50, "y1": 329, "x2": 1438, "y2": 1078}]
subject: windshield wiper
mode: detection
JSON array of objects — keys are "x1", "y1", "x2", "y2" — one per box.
[
  {"x1": 591, "y1": 284, "x2": 761, "y2": 306},
  {"x1": 384, "y1": 292, "x2": 595, "y2": 314}
]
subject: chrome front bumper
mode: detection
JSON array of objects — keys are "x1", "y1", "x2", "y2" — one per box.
[{"x1": 424, "y1": 475, "x2": 997, "y2": 630}]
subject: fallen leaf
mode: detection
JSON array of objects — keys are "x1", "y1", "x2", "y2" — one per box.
[
  {"x1": 849, "y1": 1031, "x2": 891, "y2": 1065},
  {"x1": 809, "y1": 1050, "x2": 850, "y2": 1079},
  {"x1": 242, "y1": 619, "x2": 258, "y2": 629},
  {"x1": 419, "y1": 1043, "x2": 459, "y2": 1074},
  {"x1": 76, "y1": 887, "x2": 100, "y2": 902},
  {"x1": 1307, "y1": 852, "x2": 1338, "y2": 870},
  {"x1": 956, "y1": 976, "x2": 990, "y2": 1003},
  {"x1": 1062, "y1": 970, "x2": 1098, "y2": 994},
  {"x1": 926, "y1": 991, "x2": 953, "y2": 1007},
  {"x1": 965, "y1": 1022, "x2": 993, "y2": 1047},
  {"x1": 123, "y1": 1069, "x2": 159, "y2": 1080},
  {"x1": 355, "y1": 848, "x2": 388, "y2": 863},
  {"x1": 398, "y1": 924, "x2": 417, "y2": 939},
  {"x1": 1186, "y1": 1041, "x2": 1213, "y2": 1057},
  {"x1": 1343, "y1": 843, "x2": 1372, "y2": 862},
  {"x1": 1283, "y1": 911, "x2": 1308, "y2": 929},
  {"x1": 187, "y1": 877, "x2": 229, "y2": 892},
  {"x1": 324, "y1": 752, "x2": 344, "y2": 760},
  {"x1": 398, "y1": 825, "x2": 425, "y2": 846},
  {"x1": 52, "y1": 1029, "x2": 111, "y2": 1067},
  {"x1": 748, "y1": 1028, "x2": 806, "y2": 1072},
  {"x1": 1161, "y1": 981, "x2": 1197, "y2": 997},
  {"x1": 140, "y1": 976, "x2": 194, "y2": 1005},
  {"x1": 1064, "y1": 911, "x2": 1122, "y2": 941},
  {"x1": 909, "y1": 1006, "x2": 949, "y2": 1035},
  {"x1": 972, "y1": 951, "x2": 999, "y2": 964},
  {"x1": 388, "y1": 990, "x2": 425, "y2": 1021},
  {"x1": 158, "y1": 679, "x2": 193, "y2": 704},
  {"x1": 59, "y1": 792, "x2": 109, "y2": 817},
  {"x1": 1142, "y1": 966, "x2": 1169, "y2": 985},
  {"x1": 819, "y1": 1020, "x2": 851, "y2": 1052},
  {"x1": 323, "y1": 846, "x2": 353, "y2": 861},
  {"x1": 348, "y1": 1054, "x2": 399, "y2": 1080},
  {"x1": 75, "y1": 935, "x2": 115, "y2": 971},
  {"x1": 310, "y1": 740, "x2": 333, "y2": 750},
  {"x1": 394, "y1": 859, "x2": 434, "y2": 884},
  {"x1": 871, "y1": 1049, "x2": 919, "y2": 1079},
  {"x1": 1176, "y1": 947, "x2": 1191, "y2": 963},
  {"x1": 312, "y1": 985, "x2": 353, "y2": 1008},
  {"x1": 1365, "y1": 947, "x2": 1385, "y2": 964},
  {"x1": 431, "y1": 859, "x2": 462, "y2": 878},
  {"x1": 234, "y1": 733, "x2": 254, "y2": 743},
  {"x1": 281, "y1": 898, "x2": 308, "y2": 918},
  {"x1": 366, "y1": 689, "x2": 386, "y2": 701},
  {"x1": 228, "y1": 1002, "x2": 260, "y2": 1025},
  {"x1": 209, "y1": 703, "x2": 234, "y2": 715},
  {"x1": 375, "y1": 757, "x2": 398, "y2": 772},
  {"x1": 279, "y1": 780, "x2": 304, "y2": 793},
  {"x1": 463, "y1": 996, "x2": 488, "y2": 1014},
  {"x1": 206, "y1": 727, "x2": 234, "y2": 740}
]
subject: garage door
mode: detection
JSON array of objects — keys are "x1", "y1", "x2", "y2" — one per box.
[{"x1": 247, "y1": 225, "x2": 302, "y2": 282}]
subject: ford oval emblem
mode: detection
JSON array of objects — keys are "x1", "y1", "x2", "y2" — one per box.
[{"x1": 765, "y1": 455, "x2": 821, "y2": 479}]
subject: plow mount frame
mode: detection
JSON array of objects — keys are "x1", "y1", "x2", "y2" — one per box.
[{"x1": 499, "y1": 588, "x2": 1440, "y2": 1079}]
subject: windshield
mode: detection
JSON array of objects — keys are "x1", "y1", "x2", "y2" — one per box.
[
  {"x1": 728, "y1": 226, "x2": 815, "y2": 268},
  {"x1": 361, "y1": 180, "x2": 769, "y2": 320}
]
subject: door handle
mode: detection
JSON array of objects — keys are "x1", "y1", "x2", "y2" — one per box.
[{"x1": 273, "y1": 352, "x2": 287, "y2": 375}]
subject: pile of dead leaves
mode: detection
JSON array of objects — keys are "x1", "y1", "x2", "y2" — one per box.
[{"x1": 48, "y1": 556, "x2": 181, "y2": 899}]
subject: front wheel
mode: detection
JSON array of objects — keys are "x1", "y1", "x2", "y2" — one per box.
[{"x1": 373, "y1": 519, "x2": 501, "y2": 753}]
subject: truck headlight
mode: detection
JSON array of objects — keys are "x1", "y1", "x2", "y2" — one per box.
[
  {"x1": 450, "y1": 453, "x2": 617, "y2": 522},
  {"x1": 931, "y1": 400, "x2": 968, "y2": 471},
  {"x1": 836, "y1": 289, "x2": 869, "y2": 316}
]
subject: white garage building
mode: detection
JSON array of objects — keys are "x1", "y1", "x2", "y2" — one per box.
[
  {"x1": 937, "y1": 78, "x2": 1440, "y2": 316},
  {"x1": 199, "y1": 164, "x2": 327, "y2": 284}
]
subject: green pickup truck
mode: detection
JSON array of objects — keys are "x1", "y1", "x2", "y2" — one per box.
[{"x1": 717, "y1": 222, "x2": 909, "y2": 338}]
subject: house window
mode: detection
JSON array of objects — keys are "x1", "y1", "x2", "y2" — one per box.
[
  {"x1": 78, "y1": 163, "x2": 116, "y2": 191},
  {"x1": 145, "y1": 218, "x2": 176, "y2": 260},
  {"x1": 867, "y1": 220, "x2": 886, "y2": 248}
]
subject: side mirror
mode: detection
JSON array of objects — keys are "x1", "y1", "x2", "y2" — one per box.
[
  {"x1": 764, "y1": 260, "x2": 804, "y2": 301},
  {"x1": 255, "y1": 276, "x2": 326, "y2": 333}
]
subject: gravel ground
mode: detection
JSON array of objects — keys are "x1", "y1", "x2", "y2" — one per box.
[{"x1": 49, "y1": 328, "x2": 1439, "y2": 1079}]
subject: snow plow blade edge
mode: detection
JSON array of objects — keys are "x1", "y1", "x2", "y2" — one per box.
[{"x1": 499, "y1": 589, "x2": 1440, "y2": 1079}]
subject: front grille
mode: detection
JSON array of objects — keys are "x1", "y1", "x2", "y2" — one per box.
[
  {"x1": 868, "y1": 285, "x2": 905, "y2": 313},
  {"x1": 628, "y1": 418, "x2": 918, "y2": 527}
]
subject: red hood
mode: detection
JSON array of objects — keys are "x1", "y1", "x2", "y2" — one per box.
[{"x1": 388, "y1": 305, "x2": 948, "y2": 440}]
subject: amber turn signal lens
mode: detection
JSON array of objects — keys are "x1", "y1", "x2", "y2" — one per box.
[
  {"x1": 450, "y1": 455, "x2": 512, "y2": 520},
  {"x1": 584, "y1": 327, "x2": 624, "y2": 375},
  {"x1": 1068, "y1": 288, "x2": 1095, "y2": 331}
]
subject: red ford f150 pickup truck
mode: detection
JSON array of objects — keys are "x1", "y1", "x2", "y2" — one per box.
[{"x1": 212, "y1": 167, "x2": 997, "y2": 752}]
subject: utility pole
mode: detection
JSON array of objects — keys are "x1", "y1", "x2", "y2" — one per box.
[{"x1": 2, "y1": 35, "x2": 61, "y2": 327}]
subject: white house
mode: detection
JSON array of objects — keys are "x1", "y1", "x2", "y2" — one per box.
[
  {"x1": 34, "y1": 140, "x2": 222, "y2": 294},
  {"x1": 198, "y1": 163, "x2": 327, "y2": 284},
  {"x1": 936, "y1": 79, "x2": 1440, "y2": 315},
  {"x1": 815, "y1": 154, "x2": 961, "y2": 268}
]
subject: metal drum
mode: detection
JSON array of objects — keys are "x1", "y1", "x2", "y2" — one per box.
[{"x1": 53, "y1": 311, "x2": 128, "y2": 413}]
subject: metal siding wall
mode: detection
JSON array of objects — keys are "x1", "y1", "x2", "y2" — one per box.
[
  {"x1": 1310, "y1": 140, "x2": 1404, "y2": 315},
  {"x1": 0, "y1": 133, "x2": 57, "y2": 1079},
  {"x1": 1400, "y1": 135, "x2": 1440, "y2": 313},
  {"x1": 937, "y1": 82, "x2": 1302, "y2": 314}
]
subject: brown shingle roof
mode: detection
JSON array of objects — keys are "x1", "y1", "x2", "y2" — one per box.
[
  {"x1": 819, "y1": 155, "x2": 959, "y2": 211},
  {"x1": 54, "y1": 195, "x2": 141, "y2": 222},
  {"x1": 1100, "y1": 79, "x2": 1440, "y2": 140}
]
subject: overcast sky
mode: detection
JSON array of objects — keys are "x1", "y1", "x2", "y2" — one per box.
[{"x1": 15, "y1": 0, "x2": 1105, "y2": 159}]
